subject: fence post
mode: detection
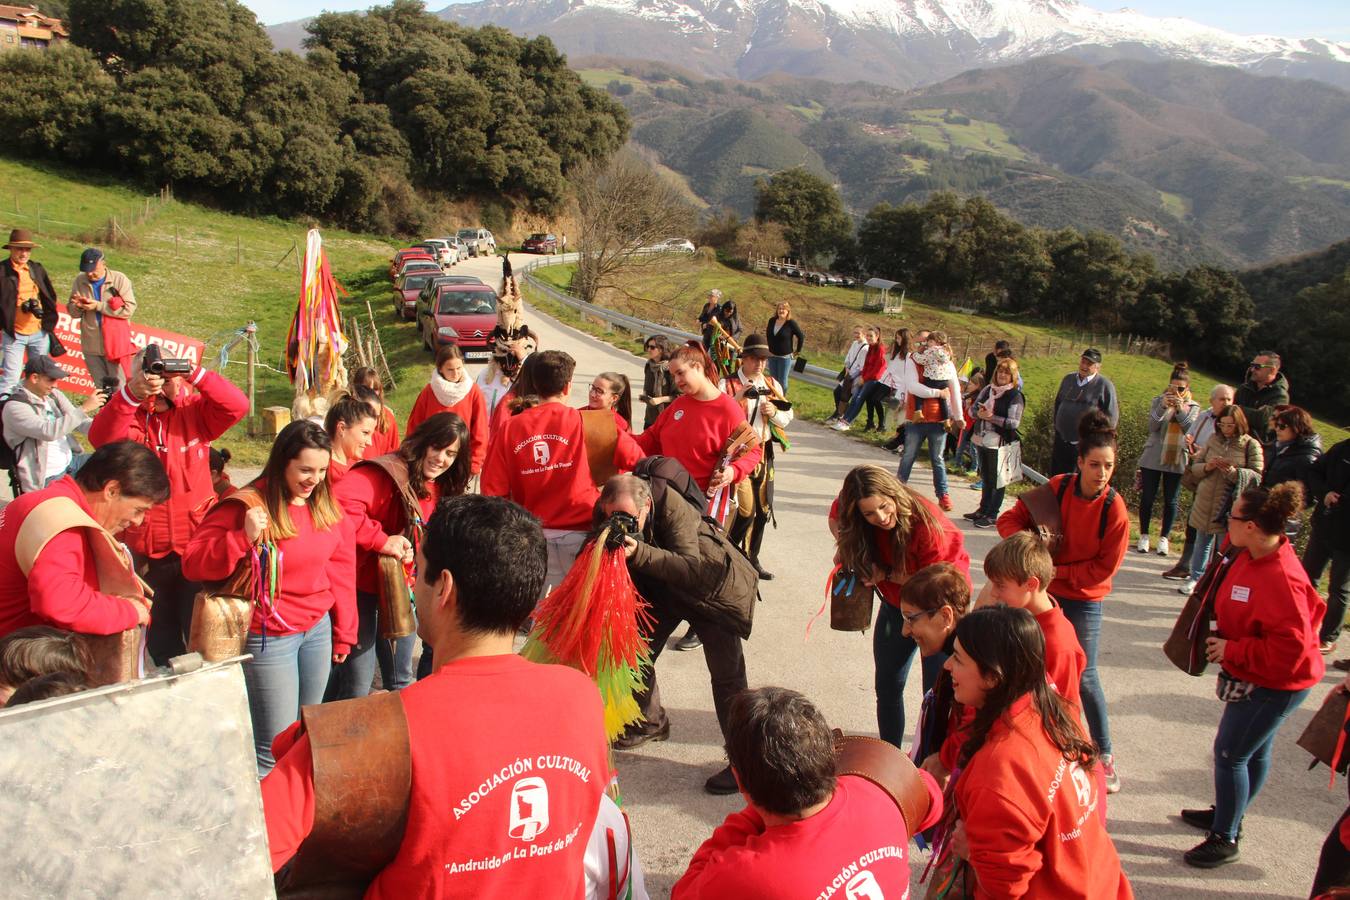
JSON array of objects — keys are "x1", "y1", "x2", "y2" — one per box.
[
  {"x1": 35, "y1": 204, "x2": 40, "y2": 234},
  {"x1": 174, "y1": 225, "x2": 179, "y2": 257},
  {"x1": 245, "y1": 322, "x2": 257, "y2": 435}
]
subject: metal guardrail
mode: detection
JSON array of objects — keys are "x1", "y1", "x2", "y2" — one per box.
[{"x1": 515, "y1": 253, "x2": 1049, "y2": 484}]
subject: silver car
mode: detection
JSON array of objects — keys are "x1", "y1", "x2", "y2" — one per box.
[{"x1": 456, "y1": 227, "x2": 497, "y2": 258}]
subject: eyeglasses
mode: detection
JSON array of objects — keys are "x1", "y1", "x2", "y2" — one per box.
[{"x1": 900, "y1": 608, "x2": 938, "y2": 626}]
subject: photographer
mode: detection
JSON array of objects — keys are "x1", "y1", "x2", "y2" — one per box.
[
  {"x1": 0, "y1": 440, "x2": 168, "y2": 639},
  {"x1": 0, "y1": 229, "x2": 58, "y2": 396},
  {"x1": 600, "y1": 472, "x2": 758, "y2": 796},
  {"x1": 68, "y1": 247, "x2": 137, "y2": 387},
  {"x1": 2, "y1": 356, "x2": 104, "y2": 493},
  {"x1": 88, "y1": 346, "x2": 248, "y2": 665}
]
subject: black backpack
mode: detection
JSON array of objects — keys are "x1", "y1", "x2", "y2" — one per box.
[
  {"x1": 0, "y1": 393, "x2": 25, "y2": 472},
  {"x1": 633, "y1": 455, "x2": 709, "y2": 519},
  {"x1": 1058, "y1": 472, "x2": 1117, "y2": 540}
]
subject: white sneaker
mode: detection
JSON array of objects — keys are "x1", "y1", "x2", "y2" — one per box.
[
  {"x1": 1136, "y1": 536, "x2": 1149, "y2": 553},
  {"x1": 1178, "y1": 578, "x2": 1197, "y2": 595},
  {"x1": 1157, "y1": 537, "x2": 1170, "y2": 556},
  {"x1": 831, "y1": 420, "x2": 851, "y2": 432}
]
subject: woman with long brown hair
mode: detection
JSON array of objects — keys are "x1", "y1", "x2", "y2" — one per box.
[
  {"x1": 351, "y1": 366, "x2": 399, "y2": 459},
  {"x1": 584, "y1": 371, "x2": 633, "y2": 431},
  {"x1": 828, "y1": 464, "x2": 969, "y2": 748},
  {"x1": 183, "y1": 420, "x2": 356, "y2": 776}
]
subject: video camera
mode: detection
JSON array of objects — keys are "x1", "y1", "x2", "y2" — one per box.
[
  {"x1": 602, "y1": 511, "x2": 641, "y2": 551},
  {"x1": 743, "y1": 384, "x2": 793, "y2": 411},
  {"x1": 142, "y1": 343, "x2": 192, "y2": 377}
]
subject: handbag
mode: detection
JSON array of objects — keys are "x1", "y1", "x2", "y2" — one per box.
[
  {"x1": 1163, "y1": 545, "x2": 1239, "y2": 676},
  {"x1": 1297, "y1": 687, "x2": 1350, "y2": 775},
  {"x1": 1181, "y1": 464, "x2": 1202, "y2": 492},
  {"x1": 1215, "y1": 669, "x2": 1256, "y2": 703},
  {"x1": 792, "y1": 356, "x2": 808, "y2": 373},
  {"x1": 994, "y1": 441, "x2": 1023, "y2": 489}
]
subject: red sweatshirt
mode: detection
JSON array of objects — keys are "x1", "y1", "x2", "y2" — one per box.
[
  {"x1": 0, "y1": 476, "x2": 141, "y2": 637},
  {"x1": 672, "y1": 773, "x2": 943, "y2": 900},
  {"x1": 828, "y1": 495, "x2": 971, "y2": 608},
  {"x1": 363, "y1": 407, "x2": 401, "y2": 460},
  {"x1": 261, "y1": 654, "x2": 609, "y2": 900},
  {"x1": 635, "y1": 393, "x2": 761, "y2": 492},
  {"x1": 1038, "y1": 605, "x2": 1086, "y2": 710},
  {"x1": 327, "y1": 457, "x2": 353, "y2": 488},
  {"x1": 481, "y1": 401, "x2": 644, "y2": 531},
  {"x1": 87, "y1": 366, "x2": 248, "y2": 558},
  {"x1": 996, "y1": 475, "x2": 1130, "y2": 601},
  {"x1": 1214, "y1": 537, "x2": 1326, "y2": 691},
  {"x1": 335, "y1": 462, "x2": 441, "y2": 597},
  {"x1": 957, "y1": 694, "x2": 1133, "y2": 900},
  {"x1": 181, "y1": 480, "x2": 357, "y2": 654},
  {"x1": 406, "y1": 381, "x2": 490, "y2": 474},
  {"x1": 860, "y1": 341, "x2": 886, "y2": 382}
]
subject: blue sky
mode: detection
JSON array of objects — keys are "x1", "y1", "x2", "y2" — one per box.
[{"x1": 240, "y1": 0, "x2": 1348, "y2": 41}]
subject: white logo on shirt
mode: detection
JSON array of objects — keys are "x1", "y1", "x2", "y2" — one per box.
[
  {"x1": 531, "y1": 441, "x2": 551, "y2": 467},
  {"x1": 1070, "y1": 762, "x2": 1093, "y2": 808},
  {"x1": 673, "y1": 409, "x2": 685, "y2": 421},
  {"x1": 1231, "y1": 585, "x2": 1250, "y2": 602},
  {"x1": 508, "y1": 776, "x2": 550, "y2": 842},
  {"x1": 846, "y1": 870, "x2": 885, "y2": 900}
]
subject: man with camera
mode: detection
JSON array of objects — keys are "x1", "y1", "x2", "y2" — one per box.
[
  {"x1": 88, "y1": 345, "x2": 248, "y2": 665},
  {"x1": 600, "y1": 472, "x2": 757, "y2": 795},
  {"x1": 68, "y1": 247, "x2": 137, "y2": 388},
  {"x1": 1, "y1": 356, "x2": 105, "y2": 494},
  {"x1": 0, "y1": 229, "x2": 59, "y2": 397},
  {"x1": 721, "y1": 333, "x2": 792, "y2": 580}
]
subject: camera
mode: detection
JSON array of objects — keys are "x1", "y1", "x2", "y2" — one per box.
[
  {"x1": 142, "y1": 343, "x2": 192, "y2": 377},
  {"x1": 100, "y1": 376, "x2": 120, "y2": 396},
  {"x1": 602, "y1": 511, "x2": 641, "y2": 551},
  {"x1": 742, "y1": 386, "x2": 769, "y2": 399},
  {"x1": 20, "y1": 298, "x2": 40, "y2": 316}
]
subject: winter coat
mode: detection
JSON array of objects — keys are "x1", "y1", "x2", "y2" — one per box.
[
  {"x1": 67, "y1": 269, "x2": 137, "y2": 359},
  {"x1": 626, "y1": 485, "x2": 758, "y2": 639},
  {"x1": 1234, "y1": 372, "x2": 1290, "y2": 444},
  {"x1": 1188, "y1": 432, "x2": 1263, "y2": 535},
  {"x1": 1308, "y1": 438, "x2": 1350, "y2": 552},
  {"x1": 1138, "y1": 393, "x2": 1200, "y2": 474},
  {"x1": 1262, "y1": 434, "x2": 1323, "y2": 504}
]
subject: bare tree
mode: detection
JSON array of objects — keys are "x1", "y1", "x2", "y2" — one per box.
[{"x1": 571, "y1": 148, "x2": 697, "y2": 304}]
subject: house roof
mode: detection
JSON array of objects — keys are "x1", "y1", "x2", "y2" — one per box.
[{"x1": 0, "y1": 5, "x2": 68, "y2": 37}]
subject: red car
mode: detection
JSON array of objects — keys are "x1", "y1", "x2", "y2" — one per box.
[
  {"x1": 522, "y1": 232, "x2": 558, "y2": 254},
  {"x1": 392, "y1": 272, "x2": 440, "y2": 320},
  {"x1": 390, "y1": 248, "x2": 434, "y2": 280},
  {"x1": 417, "y1": 282, "x2": 498, "y2": 358}
]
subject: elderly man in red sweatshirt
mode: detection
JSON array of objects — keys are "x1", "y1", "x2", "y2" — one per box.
[
  {"x1": 88, "y1": 349, "x2": 247, "y2": 664},
  {"x1": 480, "y1": 350, "x2": 643, "y2": 596}
]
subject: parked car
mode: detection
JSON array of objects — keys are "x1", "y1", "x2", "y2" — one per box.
[
  {"x1": 393, "y1": 272, "x2": 439, "y2": 320},
  {"x1": 649, "y1": 237, "x2": 695, "y2": 253},
  {"x1": 522, "y1": 232, "x2": 558, "y2": 254},
  {"x1": 418, "y1": 239, "x2": 456, "y2": 268},
  {"x1": 456, "y1": 227, "x2": 496, "y2": 258},
  {"x1": 390, "y1": 248, "x2": 434, "y2": 280},
  {"x1": 417, "y1": 282, "x2": 499, "y2": 358},
  {"x1": 430, "y1": 274, "x2": 486, "y2": 286},
  {"x1": 396, "y1": 259, "x2": 442, "y2": 281},
  {"x1": 434, "y1": 236, "x2": 468, "y2": 263}
]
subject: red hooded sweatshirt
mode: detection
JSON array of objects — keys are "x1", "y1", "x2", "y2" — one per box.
[
  {"x1": 1214, "y1": 537, "x2": 1326, "y2": 691},
  {"x1": 957, "y1": 694, "x2": 1133, "y2": 900},
  {"x1": 0, "y1": 476, "x2": 141, "y2": 637},
  {"x1": 405, "y1": 380, "x2": 489, "y2": 475},
  {"x1": 997, "y1": 474, "x2": 1130, "y2": 601},
  {"x1": 827, "y1": 494, "x2": 971, "y2": 608},
  {"x1": 335, "y1": 461, "x2": 441, "y2": 597},
  {"x1": 88, "y1": 366, "x2": 248, "y2": 558},
  {"x1": 181, "y1": 478, "x2": 357, "y2": 654},
  {"x1": 635, "y1": 392, "x2": 761, "y2": 493}
]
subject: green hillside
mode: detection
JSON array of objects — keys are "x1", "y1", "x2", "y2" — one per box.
[{"x1": 0, "y1": 156, "x2": 419, "y2": 466}]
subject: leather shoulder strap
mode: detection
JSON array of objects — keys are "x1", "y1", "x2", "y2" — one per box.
[
  {"x1": 14, "y1": 495, "x2": 148, "y2": 604},
  {"x1": 580, "y1": 408, "x2": 619, "y2": 488},
  {"x1": 831, "y1": 731, "x2": 931, "y2": 835},
  {"x1": 286, "y1": 692, "x2": 412, "y2": 888},
  {"x1": 354, "y1": 455, "x2": 422, "y2": 521}
]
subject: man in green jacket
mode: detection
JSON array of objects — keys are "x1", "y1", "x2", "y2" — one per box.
[{"x1": 1234, "y1": 350, "x2": 1290, "y2": 450}]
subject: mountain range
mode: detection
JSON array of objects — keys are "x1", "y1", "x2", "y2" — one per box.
[{"x1": 433, "y1": 0, "x2": 1350, "y2": 90}]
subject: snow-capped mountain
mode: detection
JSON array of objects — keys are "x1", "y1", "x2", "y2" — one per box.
[{"x1": 438, "y1": 0, "x2": 1350, "y2": 89}]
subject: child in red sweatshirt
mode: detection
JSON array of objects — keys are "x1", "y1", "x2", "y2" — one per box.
[{"x1": 405, "y1": 345, "x2": 489, "y2": 475}]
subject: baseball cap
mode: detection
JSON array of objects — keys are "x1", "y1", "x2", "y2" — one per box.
[
  {"x1": 79, "y1": 248, "x2": 104, "y2": 273},
  {"x1": 1080, "y1": 348, "x2": 1103, "y2": 364},
  {"x1": 22, "y1": 356, "x2": 66, "y2": 379}
]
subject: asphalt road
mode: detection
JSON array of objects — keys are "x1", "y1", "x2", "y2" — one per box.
[{"x1": 479, "y1": 252, "x2": 1340, "y2": 900}]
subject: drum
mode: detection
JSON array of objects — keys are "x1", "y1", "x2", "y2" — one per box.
[
  {"x1": 188, "y1": 592, "x2": 253, "y2": 662},
  {"x1": 377, "y1": 555, "x2": 416, "y2": 640}
]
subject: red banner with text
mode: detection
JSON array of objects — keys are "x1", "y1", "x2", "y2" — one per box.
[{"x1": 51, "y1": 311, "x2": 205, "y2": 397}]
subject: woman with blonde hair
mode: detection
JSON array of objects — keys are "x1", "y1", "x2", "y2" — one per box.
[
  {"x1": 827, "y1": 464, "x2": 970, "y2": 747},
  {"x1": 764, "y1": 301, "x2": 804, "y2": 393}
]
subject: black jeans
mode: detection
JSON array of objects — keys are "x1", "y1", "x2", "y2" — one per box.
[
  {"x1": 1313, "y1": 782, "x2": 1350, "y2": 897},
  {"x1": 633, "y1": 597, "x2": 747, "y2": 743},
  {"x1": 977, "y1": 446, "x2": 1007, "y2": 518},
  {"x1": 1304, "y1": 519, "x2": 1350, "y2": 643},
  {"x1": 138, "y1": 552, "x2": 201, "y2": 667},
  {"x1": 1138, "y1": 468, "x2": 1183, "y2": 538}
]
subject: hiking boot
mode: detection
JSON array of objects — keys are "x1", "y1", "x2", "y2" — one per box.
[
  {"x1": 938, "y1": 495, "x2": 954, "y2": 512},
  {"x1": 1162, "y1": 562, "x2": 1190, "y2": 580},
  {"x1": 612, "y1": 720, "x2": 670, "y2": 750},
  {"x1": 756, "y1": 564, "x2": 774, "y2": 581},
  {"x1": 672, "y1": 627, "x2": 701, "y2": 651},
  {"x1": 882, "y1": 434, "x2": 904, "y2": 452},
  {"x1": 704, "y1": 765, "x2": 739, "y2": 796},
  {"x1": 964, "y1": 511, "x2": 981, "y2": 521},
  {"x1": 1183, "y1": 833, "x2": 1240, "y2": 869},
  {"x1": 1101, "y1": 755, "x2": 1121, "y2": 794}
]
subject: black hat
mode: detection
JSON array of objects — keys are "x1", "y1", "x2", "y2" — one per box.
[
  {"x1": 79, "y1": 248, "x2": 104, "y2": 273},
  {"x1": 740, "y1": 334, "x2": 771, "y2": 358},
  {"x1": 1080, "y1": 348, "x2": 1102, "y2": 364},
  {"x1": 22, "y1": 355, "x2": 66, "y2": 380}
]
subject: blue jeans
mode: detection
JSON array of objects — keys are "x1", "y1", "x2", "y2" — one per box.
[
  {"x1": 766, "y1": 356, "x2": 792, "y2": 394},
  {"x1": 1138, "y1": 468, "x2": 1183, "y2": 539},
  {"x1": 899, "y1": 421, "x2": 949, "y2": 498},
  {"x1": 977, "y1": 446, "x2": 1006, "y2": 517},
  {"x1": 953, "y1": 427, "x2": 977, "y2": 471},
  {"x1": 325, "y1": 591, "x2": 417, "y2": 700},
  {"x1": 873, "y1": 602, "x2": 946, "y2": 749},
  {"x1": 1191, "y1": 530, "x2": 1222, "y2": 581},
  {"x1": 1058, "y1": 597, "x2": 1112, "y2": 756},
  {"x1": 243, "y1": 616, "x2": 332, "y2": 777},
  {"x1": 0, "y1": 330, "x2": 49, "y2": 395},
  {"x1": 843, "y1": 380, "x2": 888, "y2": 427},
  {"x1": 1211, "y1": 685, "x2": 1311, "y2": 840}
]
